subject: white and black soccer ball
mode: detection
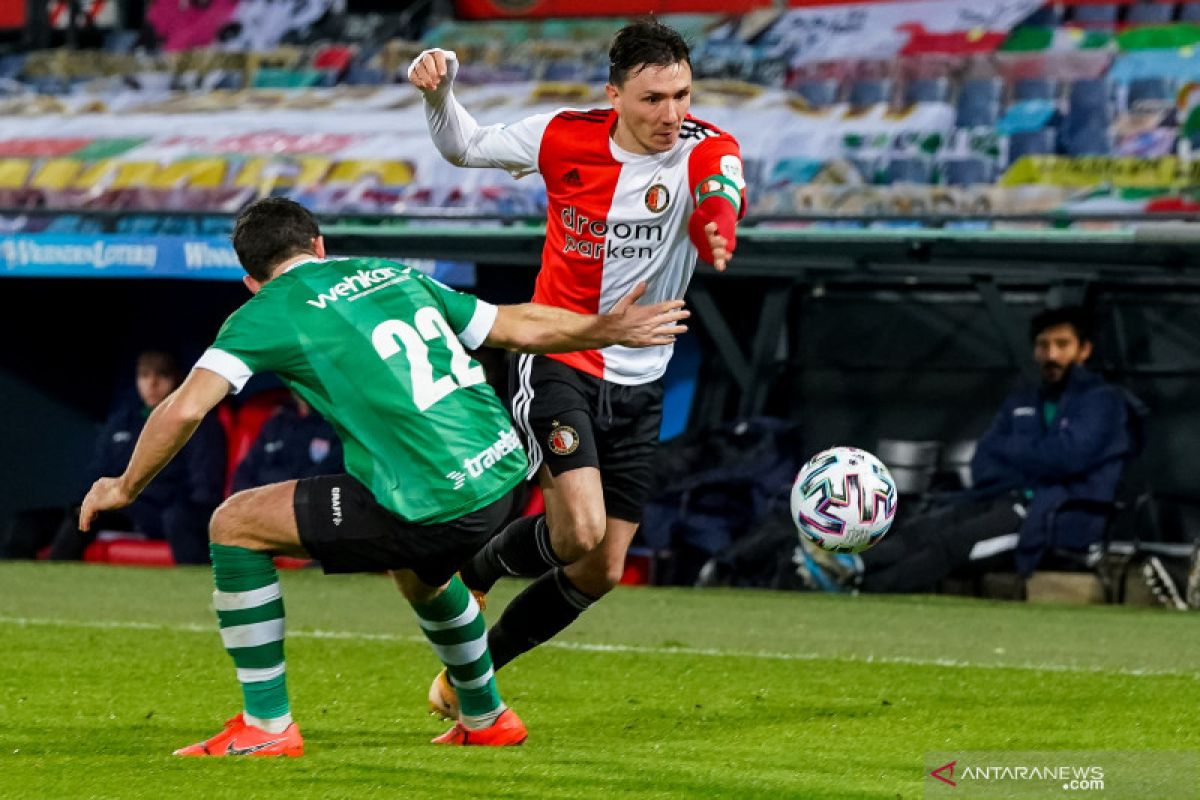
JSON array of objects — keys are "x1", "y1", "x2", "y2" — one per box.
[{"x1": 790, "y1": 446, "x2": 898, "y2": 553}]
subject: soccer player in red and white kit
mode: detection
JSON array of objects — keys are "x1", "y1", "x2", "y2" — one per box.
[{"x1": 409, "y1": 19, "x2": 746, "y2": 717}]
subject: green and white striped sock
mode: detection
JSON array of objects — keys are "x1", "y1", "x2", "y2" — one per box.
[
  {"x1": 411, "y1": 576, "x2": 504, "y2": 729},
  {"x1": 210, "y1": 543, "x2": 292, "y2": 734}
]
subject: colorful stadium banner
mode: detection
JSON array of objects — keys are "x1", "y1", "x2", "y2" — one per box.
[
  {"x1": 453, "y1": 0, "x2": 767, "y2": 18},
  {"x1": 146, "y1": 0, "x2": 335, "y2": 51},
  {"x1": 762, "y1": 0, "x2": 1044, "y2": 65},
  {"x1": 999, "y1": 156, "x2": 1200, "y2": 190},
  {"x1": 0, "y1": 84, "x2": 958, "y2": 215}
]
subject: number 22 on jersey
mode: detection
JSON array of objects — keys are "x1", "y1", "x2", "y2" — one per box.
[{"x1": 371, "y1": 306, "x2": 485, "y2": 412}]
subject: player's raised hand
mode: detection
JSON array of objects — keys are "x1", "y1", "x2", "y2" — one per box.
[
  {"x1": 79, "y1": 477, "x2": 134, "y2": 532},
  {"x1": 703, "y1": 221, "x2": 731, "y2": 272},
  {"x1": 608, "y1": 281, "x2": 690, "y2": 347},
  {"x1": 407, "y1": 48, "x2": 458, "y2": 94}
]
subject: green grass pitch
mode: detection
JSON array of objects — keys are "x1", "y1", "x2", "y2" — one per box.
[{"x1": 0, "y1": 562, "x2": 1197, "y2": 799}]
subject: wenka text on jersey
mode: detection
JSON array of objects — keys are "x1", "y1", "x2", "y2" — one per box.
[
  {"x1": 560, "y1": 205, "x2": 664, "y2": 261},
  {"x1": 306, "y1": 267, "x2": 406, "y2": 309}
]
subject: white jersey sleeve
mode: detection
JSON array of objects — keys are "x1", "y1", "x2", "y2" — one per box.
[{"x1": 412, "y1": 49, "x2": 553, "y2": 178}]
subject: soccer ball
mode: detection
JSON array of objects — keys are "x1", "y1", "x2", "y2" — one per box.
[{"x1": 790, "y1": 446, "x2": 898, "y2": 553}]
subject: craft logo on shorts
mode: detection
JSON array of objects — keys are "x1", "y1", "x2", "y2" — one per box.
[
  {"x1": 644, "y1": 183, "x2": 670, "y2": 213},
  {"x1": 548, "y1": 423, "x2": 579, "y2": 456},
  {"x1": 330, "y1": 486, "x2": 342, "y2": 526}
]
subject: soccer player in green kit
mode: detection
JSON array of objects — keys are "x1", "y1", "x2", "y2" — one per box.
[{"x1": 79, "y1": 198, "x2": 689, "y2": 755}]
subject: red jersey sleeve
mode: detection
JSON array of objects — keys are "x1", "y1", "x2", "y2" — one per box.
[{"x1": 687, "y1": 133, "x2": 747, "y2": 220}]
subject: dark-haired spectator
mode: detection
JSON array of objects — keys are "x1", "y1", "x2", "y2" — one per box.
[
  {"x1": 45, "y1": 350, "x2": 226, "y2": 564},
  {"x1": 231, "y1": 394, "x2": 343, "y2": 493},
  {"x1": 799, "y1": 306, "x2": 1144, "y2": 593}
]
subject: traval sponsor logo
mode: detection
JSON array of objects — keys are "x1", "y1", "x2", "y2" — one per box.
[
  {"x1": 307, "y1": 267, "x2": 405, "y2": 309},
  {"x1": 461, "y1": 428, "x2": 523, "y2": 480}
]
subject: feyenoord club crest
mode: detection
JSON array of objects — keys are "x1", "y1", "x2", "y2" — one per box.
[
  {"x1": 644, "y1": 183, "x2": 670, "y2": 213},
  {"x1": 548, "y1": 423, "x2": 579, "y2": 456}
]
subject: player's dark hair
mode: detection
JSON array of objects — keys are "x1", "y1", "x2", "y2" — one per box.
[
  {"x1": 232, "y1": 197, "x2": 321, "y2": 282},
  {"x1": 608, "y1": 19, "x2": 691, "y2": 87},
  {"x1": 135, "y1": 349, "x2": 179, "y2": 381},
  {"x1": 1030, "y1": 306, "x2": 1094, "y2": 344}
]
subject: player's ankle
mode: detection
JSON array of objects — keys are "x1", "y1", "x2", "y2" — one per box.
[{"x1": 460, "y1": 704, "x2": 506, "y2": 730}]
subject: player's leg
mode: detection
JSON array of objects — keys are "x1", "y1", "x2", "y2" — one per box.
[
  {"x1": 461, "y1": 465, "x2": 604, "y2": 593},
  {"x1": 392, "y1": 569, "x2": 526, "y2": 746},
  {"x1": 461, "y1": 355, "x2": 606, "y2": 593},
  {"x1": 859, "y1": 496, "x2": 1024, "y2": 593},
  {"x1": 484, "y1": 377, "x2": 662, "y2": 670},
  {"x1": 176, "y1": 480, "x2": 306, "y2": 757}
]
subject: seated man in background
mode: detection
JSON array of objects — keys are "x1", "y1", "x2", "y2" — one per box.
[
  {"x1": 46, "y1": 350, "x2": 226, "y2": 565},
  {"x1": 799, "y1": 306, "x2": 1143, "y2": 593},
  {"x1": 231, "y1": 392, "x2": 343, "y2": 493}
]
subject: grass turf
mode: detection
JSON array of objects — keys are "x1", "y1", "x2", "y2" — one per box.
[{"x1": 0, "y1": 562, "x2": 1197, "y2": 799}]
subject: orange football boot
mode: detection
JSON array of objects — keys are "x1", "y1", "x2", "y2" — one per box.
[
  {"x1": 428, "y1": 668, "x2": 460, "y2": 720},
  {"x1": 173, "y1": 713, "x2": 304, "y2": 757},
  {"x1": 432, "y1": 708, "x2": 527, "y2": 746}
]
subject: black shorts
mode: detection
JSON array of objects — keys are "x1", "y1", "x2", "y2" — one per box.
[
  {"x1": 509, "y1": 354, "x2": 663, "y2": 523},
  {"x1": 294, "y1": 474, "x2": 513, "y2": 585}
]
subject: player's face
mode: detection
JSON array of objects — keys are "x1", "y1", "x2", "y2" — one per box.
[
  {"x1": 136, "y1": 367, "x2": 177, "y2": 408},
  {"x1": 607, "y1": 60, "x2": 693, "y2": 154},
  {"x1": 1033, "y1": 323, "x2": 1091, "y2": 386}
]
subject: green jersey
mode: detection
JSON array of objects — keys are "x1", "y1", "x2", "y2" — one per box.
[{"x1": 196, "y1": 257, "x2": 527, "y2": 524}]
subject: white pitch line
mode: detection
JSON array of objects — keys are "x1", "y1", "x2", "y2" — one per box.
[{"x1": 0, "y1": 615, "x2": 1196, "y2": 681}]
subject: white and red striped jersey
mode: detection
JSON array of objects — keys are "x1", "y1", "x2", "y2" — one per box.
[{"x1": 423, "y1": 87, "x2": 745, "y2": 385}]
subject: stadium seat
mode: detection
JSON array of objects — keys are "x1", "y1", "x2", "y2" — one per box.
[
  {"x1": 1008, "y1": 128, "x2": 1059, "y2": 162},
  {"x1": 1063, "y1": 123, "x2": 1112, "y2": 156},
  {"x1": 1183, "y1": 2, "x2": 1200, "y2": 21},
  {"x1": 939, "y1": 439, "x2": 977, "y2": 490},
  {"x1": 1012, "y1": 78, "x2": 1059, "y2": 102},
  {"x1": 1126, "y1": 2, "x2": 1177, "y2": 25},
  {"x1": 795, "y1": 79, "x2": 840, "y2": 108},
  {"x1": 1068, "y1": 79, "x2": 1111, "y2": 112},
  {"x1": 884, "y1": 157, "x2": 933, "y2": 184},
  {"x1": 940, "y1": 157, "x2": 994, "y2": 187},
  {"x1": 955, "y1": 78, "x2": 1003, "y2": 127},
  {"x1": 105, "y1": 539, "x2": 175, "y2": 567},
  {"x1": 903, "y1": 77, "x2": 950, "y2": 105},
  {"x1": 1070, "y1": 3, "x2": 1120, "y2": 28},
  {"x1": 1126, "y1": 76, "x2": 1174, "y2": 109},
  {"x1": 660, "y1": 330, "x2": 701, "y2": 440},
  {"x1": 848, "y1": 78, "x2": 893, "y2": 108},
  {"x1": 876, "y1": 439, "x2": 940, "y2": 497},
  {"x1": 223, "y1": 388, "x2": 292, "y2": 496},
  {"x1": 344, "y1": 65, "x2": 387, "y2": 85}
]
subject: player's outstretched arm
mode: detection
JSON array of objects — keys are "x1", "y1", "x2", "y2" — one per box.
[
  {"x1": 79, "y1": 368, "x2": 232, "y2": 531},
  {"x1": 485, "y1": 281, "x2": 689, "y2": 354},
  {"x1": 408, "y1": 48, "x2": 546, "y2": 175}
]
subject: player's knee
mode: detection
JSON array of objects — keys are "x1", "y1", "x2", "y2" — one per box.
[
  {"x1": 554, "y1": 509, "x2": 606, "y2": 559},
  {"x1": 208, "y1": 496, "x2": 244, "y2": 546},
  {"x1": 209, "y1": 493, "x2": 259, "y2": 549}
]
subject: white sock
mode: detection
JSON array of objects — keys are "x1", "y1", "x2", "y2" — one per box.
[
  {"x1": 460, "y1": 703, "x2": 506, "y2": 731},
  {"x1": 244, "y1": 711, "x2": 293, "y2": 734}
]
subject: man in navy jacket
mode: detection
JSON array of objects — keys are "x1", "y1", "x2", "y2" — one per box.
[
  {"x1": 799, "y1": 306, "x2": 1142, "y2": 592},
  {"x1": 46, "y1": 351, "x2": 226, "y2": 564},
  {"x1": 231, "y1": 394, "x2": 343, "y2": 493}
]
